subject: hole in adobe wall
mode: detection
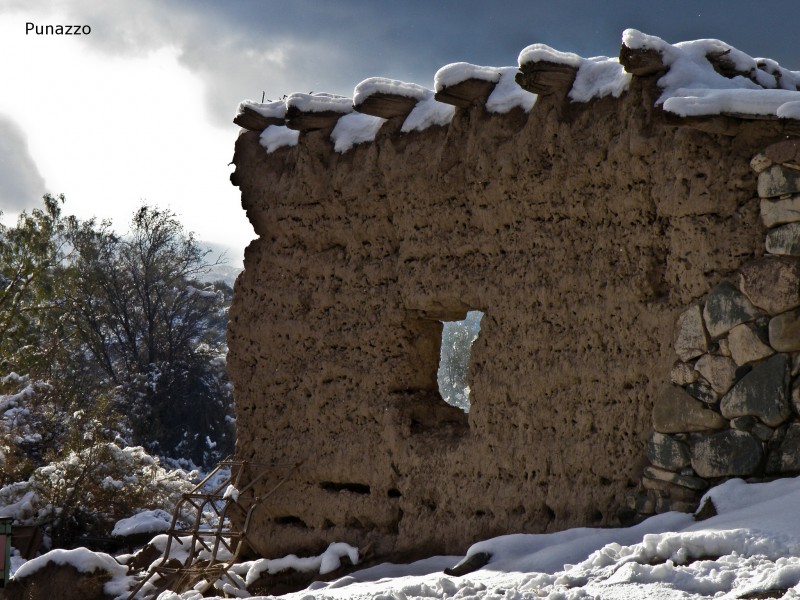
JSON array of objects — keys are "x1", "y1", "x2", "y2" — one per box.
[
  {"x1": 319, "y1": 482, "x2": 371, "y2": 494},
  {"x1": 274, "y1": 515, "x2": 308, "y2": 528},
  {"x1": 437, "y1": 310, "x2": 484, "y2": 412},
  {"x1": 387, "y1": 488, "x2": 402, "y2": 498},
  {"x1": 545, "y1": 505, "x2": 556, "y2": 521}
]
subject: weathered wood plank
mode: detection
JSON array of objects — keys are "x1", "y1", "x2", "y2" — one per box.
[
  {"x1": 619, "y1": 44, "x2": 666, "y2": 76},
  {"x1": 354, "y1": 93, "x2": 420, "y2": 119},
  {"x1": 234, "y1": 105, "x2": 285, "y2": 131},
  {"x1": 434, "y1": 78, "x2": 496, "y2": 108},
  {"x1": 515, "y1": 61, "x2": 577, "y2": 95},
  {"x1": 284, "y1": 107, "x2": 345, "y2": 131}
]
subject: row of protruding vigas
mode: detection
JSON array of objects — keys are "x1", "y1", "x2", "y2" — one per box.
[{"x1": 637, "y1": 139, "x2": 800, "y2": 517}]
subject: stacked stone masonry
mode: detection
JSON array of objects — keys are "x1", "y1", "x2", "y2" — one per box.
[
  {"x1": 228, "y1": 34, "x2": 800, "y2": 563},
  {"x1": 642, "y1": 140, "x2": 800, "y2": 515}
]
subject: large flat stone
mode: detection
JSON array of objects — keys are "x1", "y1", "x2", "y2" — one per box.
[
  {"x1": 674, "y1": 305, "x2": 709, "y2": 361},
  {"x1": 703, "y1": 281, "x2": 761, "y2": 338},
  {"x1": 690, "y1": 430, "x2": 763, "y2": 478},
  {"x1": 720, "y1": 353, "x2": 790, "y2": 426},
  {"x1": 653, "y1": 386, "x2": 728, "y2": 433},
  {"x1": 760, "y1": 195, "x2": 800, "y2": 228},
  {"x1": 727, "y1": 322, "x2": 774, "y2": 366},
  {"x1": 739, "y1": 257, "x2": 800, "y2": 315},
  {"x1": 643, "y1": 465, "x2": 708, "y2": 490},
  {"x1": 758, "y1": 164, "x2": 800, "y2": 198},
  {"x1": 769, "y1": 308, "x2": 800, "y2": 352},
  {"x1": 646, "y1": 432, "x2": 691, "y2": 471},
  {"x1": 766, "y1": 222, "x2": 800, "y2": 256}
]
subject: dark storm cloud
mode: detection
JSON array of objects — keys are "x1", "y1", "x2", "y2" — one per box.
[
  {"x1": 166, "y1": 0, "x2": 800, "y2": 124},
  {"x1": 0, "y1": 115, "x2": 47, "y2": 213}
]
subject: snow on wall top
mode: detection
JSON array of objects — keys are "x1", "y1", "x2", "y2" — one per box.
[
  {"x1": 518, "y1": 43, "x2": 583, "y2": 68},
  {"x1": 354, "y1": 77, "x2": 431, "y2": 104},
  {"x1": 286, "y1": 92, "x2": 353, "y2": 114},
  {"x1": 237, "y1": 29, "x2": 800, "y2": 154},
  {"x1": 622, "y1": 29, "x2": 800, "y2": 118}
]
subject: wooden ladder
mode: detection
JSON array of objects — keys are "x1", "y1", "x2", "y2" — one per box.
[{"x1": 126, "y1": 457, "x2": 298, "y2": 599}]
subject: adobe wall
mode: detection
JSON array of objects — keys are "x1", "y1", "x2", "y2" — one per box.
[{"x1": 228, "y1": 70, "x2": 789, "y2": 561}]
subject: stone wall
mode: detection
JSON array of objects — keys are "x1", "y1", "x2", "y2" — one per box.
[
  {"x1": 227, "y1": 51, "x2": 798, "y2": 562},
  {"x1": 640, "y1": 140, "x2": 800, "y2": 514}
]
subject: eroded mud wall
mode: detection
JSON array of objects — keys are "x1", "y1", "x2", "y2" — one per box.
[{"x1": 228, "y1": 77, "x2": 783, "y2": 561}]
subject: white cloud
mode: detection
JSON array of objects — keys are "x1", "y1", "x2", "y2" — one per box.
[{"x1": 0, "y1": 7, "x2": 253, "y2": 259}]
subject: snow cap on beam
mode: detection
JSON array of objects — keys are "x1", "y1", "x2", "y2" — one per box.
[
  {"x1": 234, "y1": 100, "x2": 287, "y2": 131},
  {"x1": 434, "y1": 62, "x2": 502, "y2": 108},
  {"x1": 354, "y1": 78, "x2": 431, "y2": 119},
  {"x1": 516, "y1": 44, "x2": 580, "y2": 96},
  {"x1": 285, "y1": 93, "x2": 353, "y2": 131}
]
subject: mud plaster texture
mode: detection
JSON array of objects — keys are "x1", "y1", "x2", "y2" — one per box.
[{"x1": 228, "y1": 76, "x2": 786, "y2": 562}]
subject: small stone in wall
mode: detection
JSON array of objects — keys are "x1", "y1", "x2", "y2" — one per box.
[
  {"x1": 654, "y1": 497, "x2": 699, "y2": 514},
  {"x1": 703, "y1": 281, "x2": 761, "y2": 338},
  {"x1": 730, "y1": 415, "x2": 773, "y2": 442},
  {"x1": 694, "y1": 354, "x2": 737, "y2": 394},
  {"x1": 766, "y1": 222, "x2": 800, "y2": 256},
  {"x1": 685, "y1": 380, "x2": 718, "y2": 405},
  {"x1": 720, "y1": 353, "x2": 790, "y2": 427},
  {"x1": 647, "y1": 432, "x2": 691, "y2": 470},
  {"x1": 739, "y1": 257, "x2": 800, "y2": 315},
  {"x1": 718, "y1": 338, "x2": 731, "y2": 357},
  {"x1": 671, "y1": 361, "x2": 699, "y2": 386},
  {"x1": 752, "y1": 422, "x2": 774, "y2": 442},
  {"x1": 643, "y1": 465, "x2": 708, "y2": 491},
  {"x1": 750, "y1": 153, "x2": 773, "y2": 174},
  {"x1": 641, "y1": 476, "x2": 700, "y2": 501},
  {"x1": 758, "y1": 164, "x2": 800, "y2": 198},
  {"x1": 769, "y1": 308, "x2": 800, "y2": 352},
  {"x1": 761, "y1": 195, "x2": 800, "y2": 228},
  {"x1": 631, "y1": 494, "x2": 655, "y2": 515},
  {"x1": 674, "y1": 305, "x2": 709, "y2": 361},
  {"x1": 653, "y1": 386, "x2": 727, "y2": 433},
  {"x1": 690, "y1": 430, "x2": 763, "y2": 478},
  {"x1": 728, "y1": 322, "x2": 774, "y2": 366}
]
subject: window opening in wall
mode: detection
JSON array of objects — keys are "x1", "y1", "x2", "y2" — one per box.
[{"x1": 437, "y1": 310, "x2": 484, "y2": 412}]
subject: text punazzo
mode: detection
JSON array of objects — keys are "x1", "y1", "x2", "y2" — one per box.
[{"x1": 26, "y1": 22, "x2": 91, "y2": 35}]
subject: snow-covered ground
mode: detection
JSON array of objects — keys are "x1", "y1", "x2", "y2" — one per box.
[
  {"x1": 10, "y1": 476, "x2": 800, "y2": 599},
  {"x1": 260, "y1": 477, "x2": 800, "y2": 600}
]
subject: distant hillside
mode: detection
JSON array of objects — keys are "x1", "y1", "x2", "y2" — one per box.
[{"x1": 200, "y1": 241, "x2": 244, "y2": 285}]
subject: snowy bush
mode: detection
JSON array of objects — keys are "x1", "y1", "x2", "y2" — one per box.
[{"x1": 0, "y1": 442, "x2": 195, "y2": 546}]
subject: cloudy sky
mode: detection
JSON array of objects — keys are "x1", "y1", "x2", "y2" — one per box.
[{"x1": 2, "y1": 1, "x2": 800, "y2": 263}]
